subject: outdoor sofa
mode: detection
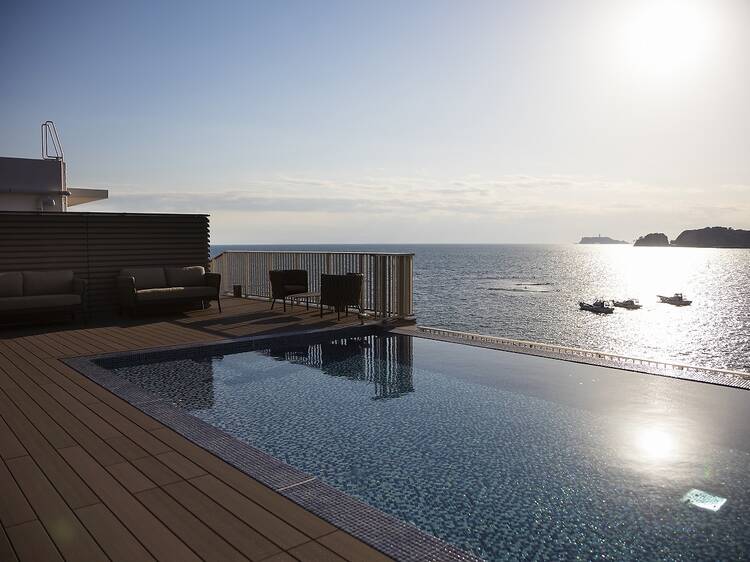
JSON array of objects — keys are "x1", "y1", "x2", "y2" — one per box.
[
  {"x1": 117, "y1": 266, "x2": 221, "y2": 316},
  {"x1": 0, "y1": 270, "x2": 86, "y2": 321}
]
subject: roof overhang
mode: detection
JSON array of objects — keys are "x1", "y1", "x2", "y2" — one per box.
[{"x1": 67, "y1": 187, "x2": 109, "y2": 206}]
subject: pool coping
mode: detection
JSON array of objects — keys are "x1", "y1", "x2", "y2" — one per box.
[
  {"x1": 395, "y1": 326, "x2": 750, "y2": 391},
  {"x1": 64, "y1": 323, "x2": 482, "y2": 562}
]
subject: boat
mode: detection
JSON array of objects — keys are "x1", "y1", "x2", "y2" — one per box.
[
  {"x1": 613, "y1": 299, "x2": 642, "y2": 310},
  {"x1": 657, "y1": 293, "x2": 692, "y2": 306},
  {"x1": 579, "y1": 300, "x2": 614, "y2": 314}
]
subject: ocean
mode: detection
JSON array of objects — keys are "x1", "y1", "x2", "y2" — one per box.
[{"x1": 211, "y1": 244, "x2": 750, "y2": 373}]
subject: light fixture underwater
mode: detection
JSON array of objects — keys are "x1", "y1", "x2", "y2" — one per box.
[{"x1": 681, "y1": 489, "x2": 726, "y2": 512}]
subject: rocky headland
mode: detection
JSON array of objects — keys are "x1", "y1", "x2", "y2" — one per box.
[{"x1": 634, "y1": 227, "x2": 750, "y2": 248}]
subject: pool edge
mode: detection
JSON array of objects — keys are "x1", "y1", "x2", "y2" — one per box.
[{"x1": 64, "y1": 323, "x2": 483, "y2": 562}]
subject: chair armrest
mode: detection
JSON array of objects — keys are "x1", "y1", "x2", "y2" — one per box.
[
  {"x1": 204, "y1": 272, "x2": 221, "y2": 293},
  {"x1": 73, "y1": 277, "x2": 87, "y2": 296},
  {"x1": 116, "y1": 275, "x2": 137, "y2": 306},
  {"x1": 73, "y1": 277, "x2": 87, "y2": 310}
]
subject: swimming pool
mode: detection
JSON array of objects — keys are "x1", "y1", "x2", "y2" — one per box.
[{"x1": 85, "y1": 329, "x2": 750, "y2": 561}]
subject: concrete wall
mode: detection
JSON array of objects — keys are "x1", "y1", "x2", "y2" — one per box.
[{"x1": 0, "y1": 157, "x2": 66, "y2": 211}]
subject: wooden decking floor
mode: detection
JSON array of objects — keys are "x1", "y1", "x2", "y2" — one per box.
[{"x1": 0, "y1": 298, "x2": 392, "y2": 562}]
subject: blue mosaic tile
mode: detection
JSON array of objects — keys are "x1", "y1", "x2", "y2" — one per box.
[{"x1": 65, "y1": 328, "x2": 750, "y2": 561}]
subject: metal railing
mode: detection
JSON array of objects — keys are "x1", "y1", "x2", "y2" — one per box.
[
  {"x1": 41, "y1": 120, "x2": 64, "y2": 160},
  {"x1": 210, "y1": 251, "x2": 414, "y2": 318},
  {"x1": 416, "y1": 326, "x2": 750, "y2": 380}
]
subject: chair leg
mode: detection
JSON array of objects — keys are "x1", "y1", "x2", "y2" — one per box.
[
  {"x1": 271, "y1": 298, "x2": 275, "y2": 310},
  {"x1": 283, "y1": 298, "x2": 286, "y2": 312},
  {"x1": 217, "y1": 296, "x2": 222, "y2": 313}
]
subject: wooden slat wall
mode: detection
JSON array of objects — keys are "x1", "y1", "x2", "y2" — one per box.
[{"x1": 0, "y1": 212, "x2": 209, "y2": 314}]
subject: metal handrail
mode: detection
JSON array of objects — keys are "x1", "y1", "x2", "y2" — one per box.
[
  {"x1": 41, "y1": 121, "x2": 64, "y2": 160},
  {"x1": 417, "y1": 326, "x2": 750, "y2": 379}
]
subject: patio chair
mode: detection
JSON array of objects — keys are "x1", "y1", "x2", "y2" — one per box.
[
  {"x1": 269, "y1": 269, "x2": 308, "y2": 311},
  {"x1": 320, "y1": 273, "x2": 363, "y2": 320}
]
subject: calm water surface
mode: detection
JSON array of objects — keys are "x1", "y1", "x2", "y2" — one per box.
[
  {"x1": 106, "y1": 333, "x2": 750, "y2": 560},
  {"x1": 212, "y1": 244, "x2": 750, "y2": 372}
]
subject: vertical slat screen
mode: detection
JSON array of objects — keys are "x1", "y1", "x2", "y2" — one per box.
[{"x1": 0, "y1": 211, "x2": 209, "y2": 315}]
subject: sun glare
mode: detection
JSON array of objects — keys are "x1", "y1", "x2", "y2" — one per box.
[
  {"x1": 617, "y1": 0, "x2": 720, "y2": 82},
  {"x1": 635, "y1": 428, "x2": 677, "y2": 461}
]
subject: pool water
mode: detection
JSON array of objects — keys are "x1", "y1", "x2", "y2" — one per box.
[{"x1": 102, "y1": 333, "x2": 750, "y2": 561}]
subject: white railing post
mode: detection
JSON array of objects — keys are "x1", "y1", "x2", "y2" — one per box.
[{"x1": 211, "y1": 251, "x2": 414, "y2": 318}]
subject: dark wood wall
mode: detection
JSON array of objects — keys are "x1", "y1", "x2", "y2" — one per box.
[{"x1": 0, "y1": 212, "x2": 210, "y2": 314}]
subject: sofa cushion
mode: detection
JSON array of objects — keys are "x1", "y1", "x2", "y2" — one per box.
[
  {"x1": 23, "y1": 270, "x2": 74, "y2": 296},
  {"x1": 0, "y1": 294, "x2": 80, "y2": 312},
  {"x1": 121, "y1": 268, "x2": 166, "y2": 290},
  {"x1": 165, "y1": 266, "x2": 205, "y2": 287},
  {"x1": 136, "y1": 286, "x2": 216, "y2": 302},
  {"x1": 0, "y1": 272, "x2": 23, "y2": 298}
]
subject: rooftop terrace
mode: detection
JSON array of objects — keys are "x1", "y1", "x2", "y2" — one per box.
[{"x1": 0, "y1": 297, "x2": 390, "y2": 562}]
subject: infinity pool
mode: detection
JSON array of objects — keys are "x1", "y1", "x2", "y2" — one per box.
[{"x1": 99, "y1": 332, "x2": 750, "y2": 560}]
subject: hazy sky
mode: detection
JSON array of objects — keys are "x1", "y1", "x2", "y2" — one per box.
[{"x1": 2, "y1": 0, "x2": 748, "y2": 243}]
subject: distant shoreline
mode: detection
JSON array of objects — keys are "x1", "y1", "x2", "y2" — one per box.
[
  {"x1": 578, "y1": 236, "x2": 629, "y2": 245},
  {"x1": 634, "y1": 227, "x2": 750, "y2": 248}
]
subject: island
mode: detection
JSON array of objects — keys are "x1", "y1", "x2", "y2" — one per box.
[
  {"x1": 672, "y1": 226, "x2": 750, "y2": 248},
  {"x1": 633, "y1": 227, "x2": 750, "y2": 248},
  {"x1": 633, "y1": 233, "x2": 670, "y2": 246},
  {"x1": 579, "y1": 235, "x2": 629, "y2": 245}
]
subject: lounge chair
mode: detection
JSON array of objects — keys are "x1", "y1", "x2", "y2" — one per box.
[
  {"x1": 269, "y1": 269, "x2": 308, "y2": 311},
  {"x1": 320, "y1": 273, "x2": 363, "y2": 320}
]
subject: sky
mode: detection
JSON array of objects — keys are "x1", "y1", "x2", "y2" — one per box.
[{"x1": 1, "y1": 0, "x2": 748, "y2": 243}]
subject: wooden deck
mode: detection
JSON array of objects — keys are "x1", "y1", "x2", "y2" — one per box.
[{"x1": 0, "y1": 298, "x2": 392, "y2": 562}]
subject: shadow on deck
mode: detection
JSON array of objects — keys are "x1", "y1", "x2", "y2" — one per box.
[{"x1": 0, "y1": 297, "x2": 390, "y2": 562}]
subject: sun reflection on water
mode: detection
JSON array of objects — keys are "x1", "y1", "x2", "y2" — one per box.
[{"x1": 634, "y1": 427, "x2": 677, "y2": 461}]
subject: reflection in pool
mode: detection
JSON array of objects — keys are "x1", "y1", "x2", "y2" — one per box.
[{"x1": 101, "y1": 333, "x2": 750, "y2": 561}]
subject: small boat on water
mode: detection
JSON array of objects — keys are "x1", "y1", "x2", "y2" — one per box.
[
  {"x1": 657, "y1": 293, "x2": 692, "y2": 306},
  {"x1": 579, "y1": 300, "x2": 614, "y2": 314},
  {"x1": 613, "y1": 299, "x2": 642, "y2": 310}
]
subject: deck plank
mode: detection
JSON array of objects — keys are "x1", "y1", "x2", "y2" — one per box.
[
  {"x1": 6, "y1": 455, "x2": 108, "y2": 561},
  {"x1": 151, "y1": 426, "x2": 337, "y2": 539},
  {"x1": 318, "y1": 531, "x2": 394, "y2": 562},
  {"x1": 6, "y1": 520, "x2": 63, "y2": 562},
  {"x1": 188, "y1": 474, "x2": 309, "y2": 550},
  {"x1": 0, "y1": 391, "x2": 100, "y2": 509},
  {"x1": 289, "y1": 541, "x2": 348, "y2": 562},
  {"x1": 0, "y1": 459, "x2": 37, "y2": 527},
  {"x1": 88, "y1": 403, "x2": 172, "y2": 456},
  {"x1": 131, "y1": 455, "x2": 182, "y2": 486},
  {"x1": 163, "y1": 480, "x2": 281, "y2": 561},
  {"x1": 106, "y1": 461, "x2": 158, "y2": 493},
  {"x1": 0, "y1": 525, "x2": 18, "y2": 562},
  {"x1": 75, "y1": 503, "x2": 156, "y2": 562},
  {"x1": 0, "y1": 298, "x2": 387, "y2": 562},
  {"x1": 136, "y1": 487, "x2": 248, "y2": 562},
  {"x1": 2, "y1": 373, "x2": 125, "y2": 467},
  {"x1": 0, "y1": 416, "x2": 27, "y2": 460},
  {"x1": 59, "y1": 445, "x2": 202, "y2": 562}
]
